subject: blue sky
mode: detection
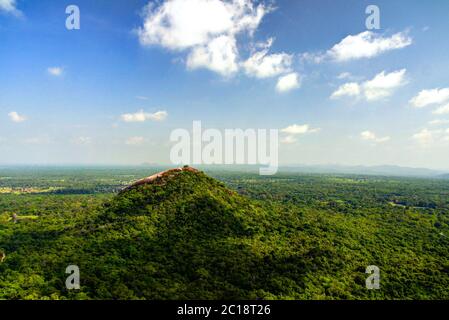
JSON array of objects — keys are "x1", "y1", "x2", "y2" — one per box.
[{"x1": 1, "y1": 0, "x2": 449, "y2": 169}]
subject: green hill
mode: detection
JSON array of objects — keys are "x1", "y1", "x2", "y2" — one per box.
[{"x1": 80, "y1": 167, "x2": 281, "y2": 299}]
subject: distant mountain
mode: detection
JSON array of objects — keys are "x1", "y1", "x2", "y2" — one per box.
[
  {"x1": 279, "y1": 164, "x2": 447, "y2": 177},
  {"x1": 178, "y1": 164, "x2": 447, "y2": 177}
]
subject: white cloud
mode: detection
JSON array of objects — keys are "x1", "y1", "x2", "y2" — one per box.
[
  {"x1": 47, "y1": 67, "x2": 64, "y2": 76},
  {"x1": 186, "y1": 35, "x2": 239, "y2": 76},
  {"x1": 0, "y1": 0, "x2": 21, "y2": 16},
  {"x1": 120, "y1": 110, "x2": 168, "y2": 122},
  {"x1": 331, "y1": 69, "x2": 407, "y2": 101},
  {"x1": 125, "y1": 136, "x2": 145, "y2": 146},
  {"x1": 330, "y1": 82, "x2": 360, "y2": 99},
  {"x1": 138, "y1": 0, "x2": 268, "y2": 76},
  {"x1": 410, "y1": 88, "x2": 449, "y2": 108},
  {"x1": 8, "y1": 111, "x2": 26, "y2": 123},
  {"x1": 412, "y1": 129, "x2": 434, "y2": 145},
  {"x1": 281, "y1": 124, "x2": 319, "y2": 135},
  {"x1": 432, "y1": 103, "x2": 449, "y2": 115},
  {"x1": 280, "y1": 123, "x2": 320, "y2": 144},
  {"x1": 276, "y1": 72, "x2": 300, "y2": 93},
  {"x1": 243, "y1": 39, "x2": 293, "y2": 78},
  {"x1": 327, "y1": 31, "x2": 412, "y2": 62},
  {"x1": 138, "y1": 0, "x2": 266, "y2": 49},
  {"x1": 360, "y1": 130, "x2": 390, "y2": 143},
  {"x1": 363, "y1": 69, "x2": 407, "y2": 101}
]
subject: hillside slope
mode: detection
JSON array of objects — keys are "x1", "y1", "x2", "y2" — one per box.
[{"x1": 80, "y1": 167, "x2": 281, "y2": 299}]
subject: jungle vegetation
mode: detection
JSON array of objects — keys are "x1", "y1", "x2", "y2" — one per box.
[{"x1": 0, "y1": 166, "x2": 448, "y2": 299}]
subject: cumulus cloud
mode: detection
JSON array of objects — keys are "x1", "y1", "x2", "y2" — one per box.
[
  {"x1": 360, "y1": 130, "x2": 390, "y2": 143},
  {"x1": 120, "y1": 110, "x2": 168, "y2": 123},
  {"x1": 0, "y1": 0, "x2": 21, "y2": 16},
  {"x1": 331, "y1": 69, "x2": 407, "y2": 101},
  {"x1": 280, "y1": 124, "x2": 320, "y2": 144},
  {"x1": 302, "y1": 31, "x2": 412, "y2": 64},
  {"x1": 276, "y1": 72, "x2": 300, "y2": 93},
  {"x1": 243, "y1": 38, "x2": 293, "y2": 78},
  {"x1": 8, "y1": 111, "x2": 26, "y2": 123},
  {"x1": 137, "y1": 0, "x2": 301, "y2": 90},
  {"x1": 281, "y1": 124, "x2": 319, "y2": 135},
  {"x1": 327, "y1": 31, "x2": 412, "y2": 62},
  {"x1": 330, "y1": 82, "x2": 360, "y2": 99},
  {"x1": 138, "y1": 0, "x2": 268, "y2": 76},
  {"x1": 363, "y1": 69, "x2": 407, "y2": 101},
  {"x1": 186, "y1": 35, "x2": 239, "y2": 76},
  {"x1": 125, "y1": 136, "x2": 145, "y2": 146},
  {"x1": 432, "y1": 103, "x2": 449, "y2": 115},
  {"x1": 138, "y1": 0, "x2": 267, "y2": 49},
  {"x1": 409, "y1": 88, "x2": 449, "y2": 108},
  {"x1": 47, "y1": 67, "x2": 64, "y2": 76}
]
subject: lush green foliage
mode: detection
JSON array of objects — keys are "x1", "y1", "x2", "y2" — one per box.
[{"x1": 1, "y1": 167, "x2": 449, "y2": 299}]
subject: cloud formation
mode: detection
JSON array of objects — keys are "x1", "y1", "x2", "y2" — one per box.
[
  {"x1": 186, "y1": 34, "x2": 239, "y2": 76},
  {"x1": 432, "y1": 103, "x2": 449, "y2": 115},
  {"x1": 360, "y1": 130, "x2": 390, "y2": 143},
  {"x1": 327, "y1": 31, "x2": 412, "y2": 62},
  {"x1": 120, "y1": 110, "x2": 168, "y2": 123},
  {"x1": 330, "y1": 82, "x2": 360, "y2": 99},
  {"x1": 47, "y1": 67, "x2": 64, "y2": 76},
  {"x1": 331, "y1": 69, "x2": 407, "y2": 101},
  {"x1": 138, "y1": 0, "x2": 268, "y2": 76},
  {"x1": 302, "y1": 31, "x2": 412, "y2": 64},
  {"x1": 276, "y1": 72, "x2": 300, "y2": 93},
  {"x1": 409, "y1": 88, "x2": 449, "y2": 108},
  {"x1": 0, "y1": 0, "x2": 21, "y2": 16},
  {"x1": 280, "y1": 123, "x2": 320, "y2": 144},
  {"x1": 243, "y1": 38, "x2": 293, "y2": 78},
  {"x1": 8, "y1": 111, "x2": 26, "y2": 123},
  {"x1": 363, "y1": 69, "x2": 407, "y2": 101}
]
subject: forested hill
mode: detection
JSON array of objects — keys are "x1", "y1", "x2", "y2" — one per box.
[
  {"x1": 1, "y1": 167, "x2": 449, "y2": 299},
  {"x1": 82, "y1": 167, "x2": 276, "y2": 299}
]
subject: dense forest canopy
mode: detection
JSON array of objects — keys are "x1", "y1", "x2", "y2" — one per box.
[{"x1": 0, "y1": 167, "x2": 448, "y2": 299}]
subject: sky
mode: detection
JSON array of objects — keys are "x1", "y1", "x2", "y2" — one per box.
[{"x1": 1, "y1": 0, "x2": 449, "y2": 169}]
